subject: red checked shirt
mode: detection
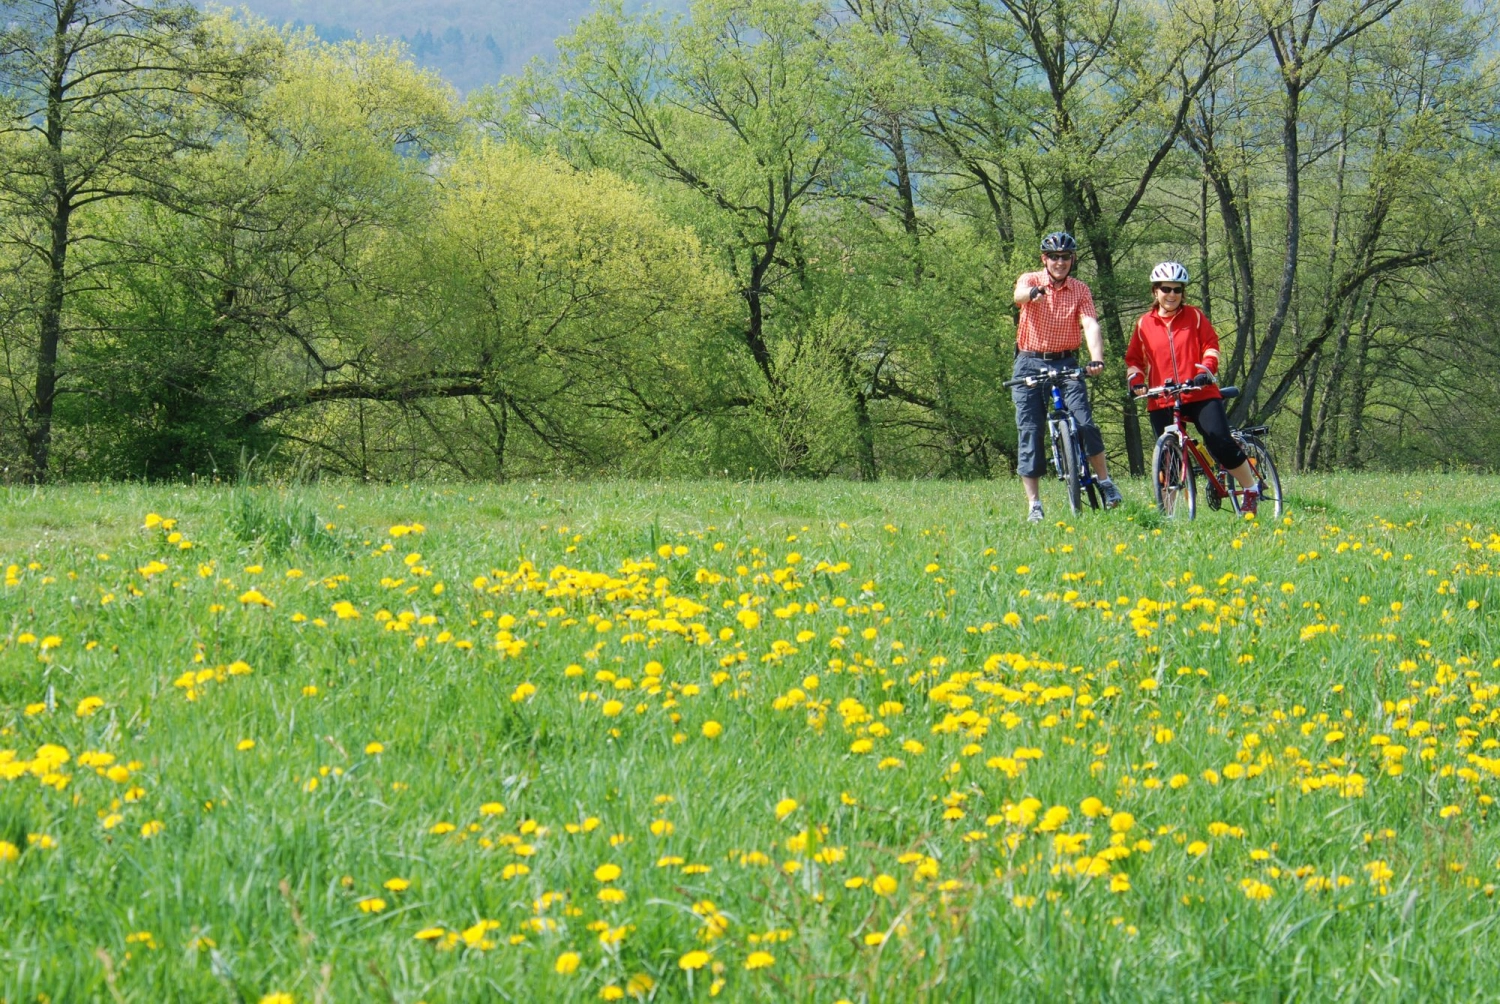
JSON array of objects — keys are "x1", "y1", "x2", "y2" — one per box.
[
  {"x1": 1124, "y1": 305, "x2": 1222, "y2": 411},
  {"x1": 1016, "y1": 272, "x2": 1097, "y2": 353}
]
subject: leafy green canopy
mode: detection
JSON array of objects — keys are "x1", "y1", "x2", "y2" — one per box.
[{"x1": 1, "y1": 0, "x2": 1497, "y2": 481}]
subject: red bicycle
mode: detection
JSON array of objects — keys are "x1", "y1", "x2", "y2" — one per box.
[{"x1": 1144, "y1": 379, "x2": 1283, "y2": 519}]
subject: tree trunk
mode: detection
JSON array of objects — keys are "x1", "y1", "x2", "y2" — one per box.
[
  {"x1": 1303, "y1": 101, "x2": 1352, "y2": 471},
  {"x1": 28, "y1": 196, "x2": 69, "y2": 483},
  {"x1": 484, "y1": 392, "x2": 508, "y2": 478},
  {"x1": 846, "y1": 362, "x2": 877, "y2": 480},
  {"x1": 889, "y1": 116, "x2": 963, "y2": 476},
  {"x1": 1295, "y1": 351, "x2": 1318, "y2": 472},
  {"x1": 1198, "y1": 175, "x2": 1212, "y2": 321},
  {"x1": 1074, "y1": 199, "x2": 1144, "y2": 475},
  {"x1": 1307, "y1": 297, "x2": 1359, "y2": 471},
  {"x1": 1191, "y1": 137, "x2": 1255, "y2": 386},
  {"x1": 1232, "y1": 78, "x2": 1301, "y2": 423},
  {"x1": 1340, "y1": 288, "x2": 1380, "y2": 469},
  {"x1": 25, "y1": 29, "x2": 76, "y2": 484},
  {"x1": 1094, "y1": 248, "x2": 1145, "y2": 475},
  {"x1": 745, "y1": 247, "x2": 777, "y2": 388}
]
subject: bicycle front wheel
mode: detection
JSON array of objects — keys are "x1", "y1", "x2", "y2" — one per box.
[
  {"x1": 1151, "y1": 434, "x2": 1196, "y2": 520},
  {"x1": 1052, "y1": 422, "x2": 1081, "y2": 514},
  {"x1": 1241, "y1": 435, "x2": 1284, "y2": 518}
]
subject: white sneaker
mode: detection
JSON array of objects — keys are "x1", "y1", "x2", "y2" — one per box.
[
  {"x1": 1098, "y1": 478, "x2": 1123, "y2": 509},
  {"x1": 1027, "y1": 501, "x2": 1045, "y2": 523}
]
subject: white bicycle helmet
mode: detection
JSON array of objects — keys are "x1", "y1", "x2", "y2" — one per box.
[{"x1": 1150, "y1": 261, "x2": 1190, "y2": 285}]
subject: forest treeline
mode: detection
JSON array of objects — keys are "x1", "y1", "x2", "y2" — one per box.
[{"x1": 1, "y1": 0, "x2": 1496, "y2": 483}]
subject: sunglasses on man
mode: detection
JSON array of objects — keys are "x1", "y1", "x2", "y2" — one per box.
[{"x1": 1044, "y1": 252, "x2": 1074, "y2": 262}]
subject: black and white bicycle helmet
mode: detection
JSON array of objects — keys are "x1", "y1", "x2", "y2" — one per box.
[
  {"x1": 1040, "y1": 232, "x2": 1078, "y2": 254},
  {"x1": 1149, "y1": 261, "x2": 1190, "y2": 284}
]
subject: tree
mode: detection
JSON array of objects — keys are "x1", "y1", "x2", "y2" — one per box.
[
  {"x1": 492, "y1": 0, "x2": 877, "y2": 472},
  {"x1": 1203, "y1": 0, "x2": 1405, "y2": 424},
  {"x1": 226, "y1": 136, "x2": 732, "y2": 477},
  {"x1": 0, "y1": 1, "x2": 269, "y2": 481},
  {"x1": 46, "y1": 29, "x2": 461, "y2": 477}
]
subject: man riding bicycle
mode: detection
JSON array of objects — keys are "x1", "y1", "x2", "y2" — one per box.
[
  {"x1": 1011, "y1": 232, "x2": 1122, "y2": 522},
  {"x1": 1125, "y1": 261, "x2": 1260, "y2": 514}
]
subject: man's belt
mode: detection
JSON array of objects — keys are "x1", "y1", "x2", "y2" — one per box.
[{"x1": 1018, "y1": 349, "x2": 1077, "y2": 360}]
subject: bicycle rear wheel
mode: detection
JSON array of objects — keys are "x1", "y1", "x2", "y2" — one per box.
[
  {"x1": 1052, "y1": 422, "x2": 1081, "y2": 514},
  {"x1": 1241, "y1": 435, "x2": 1284, "y2": 518},
  {"x1": 1151, "y1": 434, "x2": 1196, "y2": 519}
]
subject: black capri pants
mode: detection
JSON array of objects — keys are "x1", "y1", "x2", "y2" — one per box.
[{"x1": 1148, "y1": 397, "x2": 1247, "y2": 470}]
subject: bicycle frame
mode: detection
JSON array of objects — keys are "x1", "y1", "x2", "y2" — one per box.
[
  {"x1": 1046, "y1": 383, "x2": 1091, "y2": 485},
  {"x1": 1159, "y1": 407, "x2": 1234, "y2": 506},
  {"x1": 1149, "y1": 385, "x2": 1259, "y2": 514}
]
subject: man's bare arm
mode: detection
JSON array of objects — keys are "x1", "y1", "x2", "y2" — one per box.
[
  {"x1": 1082, "y1": 316, "x2": 1105, "y2": 364},
  {"x1": 1013, "y1": 274, "x2": 1042, "y2": 308}
]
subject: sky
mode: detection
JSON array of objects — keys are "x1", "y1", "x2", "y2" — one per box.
[{"x1": 223, "y1": 0, "x2": 686, "y2": 93}]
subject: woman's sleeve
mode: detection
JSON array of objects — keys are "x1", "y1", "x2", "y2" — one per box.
[
  {"x1": 1125, "y1": 319, "x2": 1147, "y2": 388},
  {"x1": 1199, "y1": 310, "x2": 1221, "y2": 375}
]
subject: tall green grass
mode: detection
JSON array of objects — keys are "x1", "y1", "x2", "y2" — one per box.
[{"x1": 1, "y1": 474, "x2": 1498, "y2": 1001}]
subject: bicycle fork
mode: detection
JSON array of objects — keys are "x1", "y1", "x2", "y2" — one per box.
[{"x1": 1048, "y1": 388, "x2": 1077, "y2": 480}]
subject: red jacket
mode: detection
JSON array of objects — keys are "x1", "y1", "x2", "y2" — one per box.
[{"x1": 1125, "y1": 305, "x2": 1222, "y2": 411}]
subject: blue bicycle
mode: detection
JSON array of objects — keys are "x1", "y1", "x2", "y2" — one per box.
[{"x1": 1002, "y1": 365, "x2": 1099, "y2": 513}]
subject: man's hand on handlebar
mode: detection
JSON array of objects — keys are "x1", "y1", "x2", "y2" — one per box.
[
  {"x1": 1029, "y1": 286, "x2": 1047, "y2": 301},
  {"x1": 1085, "y1": 360, "x2": 1104, "y2": 377}
]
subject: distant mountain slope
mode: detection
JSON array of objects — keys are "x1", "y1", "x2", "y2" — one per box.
[{"x1": 223, "y1": 1, "x2": 684, "y2": 94}]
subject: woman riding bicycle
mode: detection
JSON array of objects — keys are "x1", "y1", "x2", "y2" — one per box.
[{"x1": 1124, "y1": 262, "x2": 1261, "y2": 515}]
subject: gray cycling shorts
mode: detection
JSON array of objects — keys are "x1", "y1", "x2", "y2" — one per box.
[{"x1": 1011, "y1": 354, "x2": 1105, "y2": 478}]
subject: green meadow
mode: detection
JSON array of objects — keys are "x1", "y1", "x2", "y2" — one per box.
[{"x1": 2, "y1": 475, "x2": 1499, "y2": 1002}]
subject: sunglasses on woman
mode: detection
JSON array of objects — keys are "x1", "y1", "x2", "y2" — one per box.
[{"x1": 1156, "y1": 285, "x2": 1184, "y2": 294}]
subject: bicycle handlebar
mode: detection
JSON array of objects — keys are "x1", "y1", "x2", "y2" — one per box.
[
  {"x1": 1142, "y1": 374, "x2": 1215, "y2": 399},
  {"x1": 1003, "y1": 366, "x2": 1087, "y2": 390}
]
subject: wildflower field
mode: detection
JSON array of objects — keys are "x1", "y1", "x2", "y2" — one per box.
[{"x1": 4, "y1": 476, "x2": 1500, "y2": 1002}]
